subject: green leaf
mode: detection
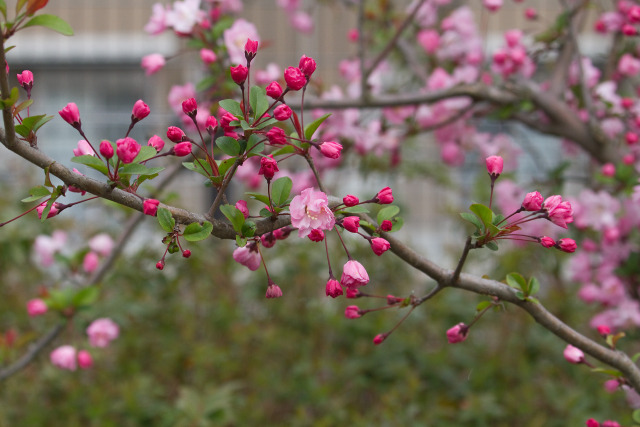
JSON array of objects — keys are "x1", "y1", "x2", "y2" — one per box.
[
  {"x1": 271, "y1": 145, "x2": 297, "y2": 156},
  {"x1": 23, "y1": 14, "x2": 74, "y2": 36},
  {"x1": 21, "y1": 185, "x2": 50, "y2": 202},
  {"x1": 469, "y1": 204, "x2": 493, "y2": 229},
  {"x1": 218, "y1": 99, "x2": 244, "y2": 119},
  {"x1": 528, "y1": 277, "x2": 540, "y2": 296},
  {"x1": 216, "y1": 136, "x2": 242, "y2": 156},
  {"x1": 476, "y1": 301, "x2": 493, "y2": 312},
  {"x1": 391, "y1": 216, "x2": 404, "y2": 232},
  {"x1": 304, "y1": 113, "x2": 331, "y2": 140},
  {"x1": 236, "y1": 235, "x2": 247, "y2": 247},
  {"x1": 271, "y1": 177, "x2": 292, "y2": 206},
  {"x1": 506, "y1": 273, "x2": 527, "y2": 292},
  {"x1": 219, "y1": 204, "x2": 245, "y2": 232},
  {"x1": 183, "y1": 221, "x2": 213, "y2": 242},
  {"x1": 217, "y1": 157, "x2": 236, "y2": 177},
  {"x1": 157, "y1": 207, "x2": 175, "y2": 232},
  {"x1": 132, "y1": 146, "x2": 158, "y2": 163},
  {"x1": 377, "y1": 205, "x2": 400, "y2": 224},
  {"x1": 119, "y1": 163, "x2": 164, "y2": 177},
  {"x1": 631, "y1": 352, "x2": 640, "y2": 363},
  {"x1": 254, "y1": 117, "x2": 278, "y2": 130},
  {"x1": 183, "y1": 161, "x2": 214, "y2": 178},
  {"x1": 246, "y1": 133, "x2": 264, "y2": 156},
  {"x1": 485, "y1": 241, "x2": 499, "y2": 251},
  {"x1": 241, "y1": 221, "x2": 256, "y2": 238},
  {"x1": 249, "y1": 85, "x2": 269, "y2": 120},
  {"x1": 0, "y1": 87, "x2": 19, "y2": 109},
  {"x1": 72, "y1": 286, "x2": 100, "y2": 308},
  {"x1": 45, "y1": 288, "x2": 75, "y2": 311},
  {"x1": 460, "y1": 212, "x2": 483, "y2": 230},
  {"x1": 259, "y1": 207, "x2": 272, "y2": 218},
  {"x1": 13, "y1": 99, "x2": 33, "y2": 116},
  {"x1": 71, "y1": 155, "x2": 108, "y2": 175},
  {"x1": 340, "y1": 205, "x2": 370, "y2": 214},
  {"x1": 0, "y1": 0, "x2": 6, "y2": 18},
  {"x1": 246, "y1": 192, "x2": 271, "y2": 206},
  {"x1": 633, "y1": 409, "x2": 640, "y2": 424},
  {"x1": 590, "y1": 368, "x2": 623, "y2": 377}
]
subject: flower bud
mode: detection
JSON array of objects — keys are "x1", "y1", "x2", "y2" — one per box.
[
  {"x1": 27, "y1": 299, "x2": 47, "y2": 316},
  {"x1": 375, "y1": 187, "x2": 393, "y2": 204},
  {"x1": 205, "y1": 116, "x2": 218, "y2": 135},
  {"x1": 343, "y1": 195, "x2": 359, "y2": 207},
  {"x1": 344, "y1": 305, "x2": 361, "y2": 319},
  {"x1": 265, "y1": 282, "x2": 283, "y2": 299},
  {"x1": 370, "y1": 237, "x2": 391, "y2": 256},
  {"x1": 116, "y1": 137, "x2": 141, "y2": 164},
  {"x1": 274, "y1": 104, "x2": 293, "y2": 121},
  {"x1": 58, "y1": 102, "x2": 80, "y2": 126},
  {"x1": 446, "y1": 323, "x2": 469, "y2": 344},
  {"x1": 319, "y1": 141, "x2": 342, "y2": 159},
  {"x1": 141, "y1": 53, "x2": 166, "y2": 75},
  {"x1": 284, "y1": 66, "x2": 306, "y2": 90},
  {"x1": 132, "y1": 99, "x2": 150, "y2": 121},
  {"x1": 200, "y1": 48, "x2": 217, "y2": 65},
  {"x1": 50, "y1": 345, "x2": 77, "y2": 371},
  {"x1": 342, "y1": 216, "x2": 360, "y2": 233},
  {"x1": 266, "y1": 81, "x2": 283, "y2": 99},
  {"x1": 99, "y1": 140, "x2": 114, "y2": 159},
  {"x1": 230, "y1": 64, "x2": 249, "y2": 85},
  {"x1": 182, "y1": 249, "x2": 191, "y2": 258},
  {"x1": 258, "y1": 154, "x2": 279, "y2": 180},
  {"x1": 307, "y1": 229, "x2": 325, "y2": 242},
  {"x1": 556, "y1": 238, "x2": 577, "y2": 253},
  {"x1": 77, "y1": 350, "x2": 93, "y2": 369},
  {"x1": 563, "y1": 344, "x2": 584, "y2": 364},
  {"x1": 143, "y1": 199, "x2": 160, "y2": 216},
  {"x1": 340, "y1": 260, "x2": 369, "y2": 289},
  {"x1": 325, "y1": 278, "x2": 343, "y2": 298},
  {"x1": 181, "y1": 97, "x2": 198, "y2": 117},
  {"x1": 167, "y1": 126, "x2": 185, "y2": 143},
  {"x1": 373, "y1": 334, "x2": 386, "y2": 345},
  {"x1": 380, "y1": 220, "x2": 393, "y2": 232},
  {"x1": 173, "y1": 141, "x2": 192, "y2": 157},
  {"x1": 147, "y1": 135, "x2": 165, "y2": 152},
  {"x1": 486, "y1": 155, "x2": 503, "y2": 177},
  {"x1": 539, "y1": 236, "x2": 555, "y2": 248},
  {"x1": 298, "y1": 55, "x2": 317, "y2": 77},
  {"x1": 266, "y1": 127, "x2": 287, "y2": 145},
  {"x1": 522, "y1": 191, "x2": 543, "y2": 211}
]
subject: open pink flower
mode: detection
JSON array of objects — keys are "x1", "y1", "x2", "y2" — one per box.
[
  {"x1": 289, "y1": 188, "x2": 335, "y2": 238},
  {"x1": 50, "y1": 345, "x2": 77, "y2": 371},
  {"x1": 233, "y1": 245, "x2": 261, "y2": 271},
  {"x1": 86, "y1": 318, "x2": 120, "y2": 348},
  {"x1": 543, "y1": 195, "x2": 574, "y2": 229},
  {"x1": 27, "y1": 299, "x2": 47, "y2": 316},
  {"x1": 340, "y1": 260, "x2": 369, "y2": 289}
]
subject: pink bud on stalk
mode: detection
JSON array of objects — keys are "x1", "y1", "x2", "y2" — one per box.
[
  {"x1": 147, "y1": 135, "x2": 165, "y2": 152},
  {"x1": 166, "y1": 126, "x2": 185, "y2": 143},
  {"x1": 172, "y1": 141, "x2": 193, "y2": 157},
  {"x1": 58, "y1": 102, "x2": 81, "y2": 127},
  {"x1": 143, "y1": 199, "x2": 160, "y2": 216},
  {"x1": 274, "y1": 104, "x2": 292, "y2": 121},
  {"x1": 230, "y1": 64, "x2": 249, "y2": 85},
  {"x1": 325, "y1": 278, "x2": 343, "y2": 298},
  {"x1": 343, "y1": 195, "x2": 359, "y2": 207},
  {"x1": 77, "y1": 350, "x2": 93, "y2": 369},
  {"x1": 298, "y1": 55, "x2": 317, "y2": 77},
  {"x1": 244, "y1": 38, "x2": 258, "y2": 63},
  {"x1": 115, "y1": 137, "x2": 141, "y2": 164},
  {"x1": 485, "y1": 155, "x2": 503, "y2": 178},
  {"x1": 265, "y1": 282, "x2": 283, "y2": 299},
  {"x1": 131, "y1": 99, "x2": 150, "y2": 122},
  {"x1": 340, "y1": 260, "x2": 369, "y2": 289},
  {"x1": 27, "y1": 299, "x2": 47, "y2": 316},
  {"x1": 342, "y1": 216, "x2": 360, "y2": 233},
  {"x1": 370, "y1": 237, "x2": 391, "y2": 256},
  {"x1": 345, "y1": 305, "x2": 362, "y2": 319},
  {"x1": 563, "y1": 344, "x2": 585, "y2": 364},
  {"x1": 181, "y1": 97, "x2": 198, "y2": 118},
  {"x1": 258, "y1": 155, "x2": 279, "y2": 180},
  {"x1": 99, "y1": 140, "x2": 114, "y2": 159},
  {"x1": 284, "y1": 66, "x2": 306, "y2": 90},
  {"x1": 446, "y1": 323, "x2": 469, "y2": 344},
  {"x1": 522, "y1": 191, "x2": 543, "y2": 211},
  {"x1": 266, "y1": 81, "x2": 283, "y2": 99},
  {"x1": 319, "y1": 141, "x2": 343, "y2": 159},
  {"x1": 375, "y1": 187, "x2": 394, "y2": 204}
]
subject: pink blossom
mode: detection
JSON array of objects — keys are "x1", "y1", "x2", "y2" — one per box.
[
  {"x1": 235, "y1": 200, "x2": 249, "y2": 218},
  {"x1": 343, "y1": 195, "x2": 359, "y2": 207},
  {"x1": 89, "y1": 233, "x2": 114, "y2": 257},
  {"x1": 86, "y1": 318, "x2": 120, "y2": 348},
  {"x1": 143, "y1": 199, "x2": 160, "y2": 216},
  {"x1": 340, "y1": 260, "x2": 369, "y2": 289},
  {"x1": 618, "y1": 53, "x2": 640, "y2": 76},
  {"x1": 289, "y1": 188, "x2": 335, "y2": 238},
  {"x1": 485, "y1": 155, "x2": 503, "y2": 176},
  {"x1": 289, "y1": 11, "x2": 314, "y2": 34},
  {"x1": 325, "y1": 278, "x2": 343, "y2": 298},
  {"x1": 525, "y1": 8, "x2": 537, "y2": 20},
  {"x1": 284, "y1": 67, "x2": 306, "y2": 91},
  {"x1": 168, "y1": 83, "x2": 196, "y2": 116},
  {"x1": 539, "y1": 236, "x2": 555, "y2": 248},
  {"x1": 17, "y1": 70, "x2": 33, "y2": 91},
  {"x1": 58, "y1": 102, "x2": 80, "y2": 125},
  {"x1": 266, "y1": 127, "x2": 287, "y2": 145},
  {"x1": 165, "y1": 0, "x2": 205, "y2": 34},
  {"x1": 99, "y1": 140, "x2": 114, "y2": 159},
  {"x1": 298, "y1": 55, "x2": 317, "y2": 77},
  {"x1": 36, "y1": 202, "x2": 61, "y2": 220},
  {"x1": 483, "y1": 0, "x2": 502, "y2": 12},
  {"x1": 342, "y1": 216, "x2": 360, "y2": 233},
  {"x1": 597, "y1": 325, "x2": 611, "y2": 336},
  {"x1": 233, "y1": 245, "x2": 261, "y2": 271},
  {"x1": 230, "y1": 64, "x2": 248, "y2": 85},
  {"x1": 274, "y1": 104, "x2": 292, "y2": 121},
  {"x1": 345, "y1": 305, "x2": 361, "y2": 319},
  {"x1": 261, "y1": 233, "x2": 276, "y2": 248},
  {"x1": 522, "y1": 191, "x2": 543, "y2": 211},
  {"x1": 375, "y1": 187, "x2": 393, "y2": 204},
  {"x1": 73, "y1": 140, "x2": 95, "y2": 157},
  {"x1": 223, "y1": 19, "x2": 260, "y2": 65},
  {"x1": 258, "y1": 155, "x2": 279, "y2": 180},
  {"x1": 266, "y1": 82, "x2": 283, "y2": 99},
  {"x1": 77, "y1": 350, "x2": 93, "y2": 369},
  {"x1": 27, "y1": 299, "x2": 47, "y2": 316},
  {"x1": 141, "y1": 53, "x2": 166, "y2": 76},
  {"x1": 132, "y1": 99, "x2": 150, "y2": 121},
  {"x1": 380, "y1": 220, "x2": 393, "y2": 232},
  {"x1": 556, "y1": 238, "x2": 577, "y2": 253},
  {"x1": 83, "y1": 251, "x2": 99, "y2": 273},
  {"x1": 200, "y1": 48, "x2": 217, "y2": 65},
  {"x1": 144, "y1": 3, "x2": 169, "y2": 35},
  {"x1": 254, "y1": 63, "x2": 281, "y2": 85},
  {"x1": 147, "y1": 135, "x2": 165, "y2": 152},
  {"x1": 33, "y1": 231, "x2": 67, "y2": 266},
  {"x1": 173, "y1": 141, "x2": 192, "y2": 157},
  {"x1": 307, "y1": 229, "x2": 325, "y2": 242},
  {"x1": 373, "y1": 334, "x2": 386, "y2": 345},
  {"x1": 586, "y1": 419, "x2": 601, "y2": 427},
  {"x1": 602, "y1": 420, "x2": 620, "y2": 427},
  {"x1": 265, "y1": 283, "x2": 283, "y2": 298},
  {"x1": 167, "y1": 126, "x2": 185, "y2": 143},
  {"x1": 543, "y1": 195, "x2": 573, "y2": 229},
  {"x1": 446, "y1": 323, "x2": 469, "y2": 343},
  {"x1": 417, "y1": 29, "x2": 440, "y2": 54},
  {"x1": 181, "y1": 97, "x2": 197, "y2": 116},
  {"x1": 563, "y1": 344, "x2": 584, "y2": 364},
  {"x1": 50, "y1": 345, "x2": 77, "y2": 371},
  {"x1": 116, "y1": 137, "x2": 141, "y2": 164},
  {"x1": 370, "y1": 237, "x2": 390, "y2": 256},
  {"x1": 319, "y1": 141, "x2": 342, "y2": 159}
]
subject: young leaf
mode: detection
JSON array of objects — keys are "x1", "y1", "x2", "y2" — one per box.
[
  {"x1": 476, "y1": 301, "x2": 493, "y2": 312},
  {"x1": 72, "y1": 286, "x2": 100, "y2": 308},
  {"x1": 249, "y1": 85, "x2": 269, "y2": 120},
  {"x1": 241, "y1": 221, "x2": 256, "y2": 238},
  {"x1": 157, "y1": 207, "x2": 175, "y2": 232},
  {"x1": 460, "y1": 212, "x2": 483, "y2": 230},
  {"x1": 236, "y1": 235, "x2": 247, "y2": 247},
  {"x1": 183, "y1": 221, "x2": 213, "y2": 242},
  {"x1": 304, "y1": 113, "x2": 331, "y2": 140},
  {"x1": 377, "y1": 205, "x2": 400, "y2": 224},
  {"x1": 216, "y1": 136, "x2": 242, "y2": 156},
  {"x1": 21, "y1": 185, "x2": 50, "y2": 202},
  {"x1": 119, "y1": 163, "x2": 164, "y2": 177},
  {"x1": 132, "y1": 146, "x2": 158, "y2": 163},
  {"x1": 271, "y1": 176, "x2": 292, "y2": 206},
  {"x1": 246, "y1": 192, "x2": 271, "y2": 206},
  {"x1": 183, "y1": 161, "x2": 214, "y2": 178},
  {"x1": 485, "y1": 241, "x2": 499, "y2": 251},
  {"x1": 340, "y1": 205, "x2": 370, "y2": 214},
  {"x1": 0, "y1": 87, "x2": 19, "y2": 108},
  {"x1": 506, "y1": 273, "x2": 527, "y2": 292},
  {"x1": 218, "y1": 99, "x2": 244, "y2": 119},
  {"x1": 23, "y1": 14, "x2": 74, "y2": 36},
  {"x1": 528, "y1": 277, "x2": 540, "y2": 296},
  {"x1": 71, "y1": 155, "x2": 108, "y2": 175},
  {"x1": 469, "y1": 204, "x2": 494, "y2": 229},
  {"x1": 219, "y1": 204, "x2": 245, "y2": 232}
]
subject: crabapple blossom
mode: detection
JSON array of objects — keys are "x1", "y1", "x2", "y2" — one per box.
[
  {"x1": 557, "y1": 238, "x2": 577, "y2": 253},
  {"x1": 563, "y1": 344, "x2": 585, "y2": 364},
  {"x1": 236, "y1": 200, "x2": 249, "y2": 219},
  {"x1": 266, "y1": 127, "x2": 287, "y2": 145},
  {"x1": 166, "y1": 126, "x2": 185, "y2": 143},
  {"x1": 340, "y1": 260, "x2": 369, "y2": 289},
  {"x1": 73, "y1": 140, "x2": 95, "y2": 157},
  {"x1": 77, "y1": 350, "x2": 93, "y2": 370},
  {"x1": 87, "y1": 318, "x2": 120, "y2": 348},
  {"x1": 343, "y1": 195, "x2": 359, "y2": 207},
  {"x1": 380, "y1": 220, "x2": 393, "y2": 232},
  {"x1": 319, "y1": 141, "x2": 342, "y2": 159},
  {"x1": 83, "y1": 251, "x2": 99, "y2": 273},
  {"x1": 485, "y1": 155, "x2": 503, "y2": 177},
  {"x1": 446, "y1": 323, "x2": 469, "y2": 344},
  {"x1": 116, "y1": 137, "x2": 141, "y2": 164},
  {"x1": 223, "y1": 19, "x2": 260, "y2": 65},
  {"x1": 50, "y1": 345, "x2": 77, "y2": 371},
  {"x1": 181, "y1": 98, "x2": 197, "y2": 117},
  {"x1": 483, "y1": 0, "x2": 502, "y2": 12},
  {"x1": 375, "y1": 187, "x2": 394, "y2": 204},
  {"x1": 522, "y1": 191, "x2": 543, "y2": 211},
  {"x1": 258, "y1": 155, "x2": 279, "y2": 180},
  {"x1": 200, "y1": 48, "x2": 216, "y2": 64},
  {"x1": 265, "y1": 282, "x2": 283, "y2": 298},
  {"x1": 342, "y1": 216, "x2": 360, "y2": 233},
  {"x1": 89, "y1": 233, "x2": 114, "y2": 257},
  {"x1": 144, "y1": 3, "x2": 168, "y2": 34},
  {"x1": 345, "y1": 305, "x2": 361, "y2": 319},
  {"x1": 289, "y1": 188, "x2": 335, "y2": 238},
  {"x1": 58, "y1": 102, "x2": 80, "y2": 125},
  {"x1": 298, "y1": 55, "x2": 316, "y2": 77},
  {"x1": 266, "y1": 81, "x2": 283, "y2": 99},
  {"x1": 307, "y1": 229, "x2": 325, "y2": 242},
  {"x1": 99, "y1": 140, "x2": 114, "y2": 159},
  {"x1": 143, "y1": 199, "x2": 160, "y2": 216},
  {"x1": 325, "y1": 278, "x2": 343, "y2": 298},
  {"x1": 274, "y1": 104, "x2": 292, "y2": 121},
  {"x1": 27, "y1": 299, "x2": 47, "y2": 316},
  {"x1": 233, "y1": 245, "x2": 261, "y2": 271},
  {"x1": 539, "y1": 236, "x2": 555, "y2": 248},
  {"x1": 284, "y1": 66, "x2": 306, "y2": 90},
  {"x1": 36, "y1": 202, "x2": 60, "y2": 220},
  {"x1": 230, "y1": 64, "x2": 248, "y2": 85},
  {"x1": 172, "y1": 141, "x2": 192, "y2": 157},
  {"x1": 543, "y1": 195, "x2": 573, "y2": 229},
  {"x1": 165, "y1": 0, "x2": 205, "y2": 34},
  {"x1": 147, "y1": 135, "x2": 165, "y2": 152},
  {"x1": 370, "y1": 237, "x2": 391, "y2": 256},
  {"x1": 373, "y1": 334, "x2": 386, "y2": 345},
  {"x1": 132, "y1": 99, "x2": 150, "y2": 121},
  {"x1": 141, "y1": 53, "x2": 165, "y2": 75}
]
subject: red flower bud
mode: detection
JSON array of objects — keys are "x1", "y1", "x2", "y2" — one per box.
[
  {"x1": 132, "y1": 99, "x2": 150, "y2": 121},
  {"x1": 284, "y1": 66, "x2": 306, "y2": 91},
  {"x1": 167, "y1": 126, "x2": 185, "y2": 143},
  {"x1": 266, "y1": 81, "x2": 283, "y2": 99},
  {"x1": 298, "y1": 55, "x2": 316, "y2": 77},
  {"x1": 230, "y1": 64, "x2": 248, "y2": 85}
]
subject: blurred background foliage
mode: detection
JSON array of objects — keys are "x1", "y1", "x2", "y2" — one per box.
[{"x1": 0, "y1": 183, "x2": 631, "y2": 427}]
